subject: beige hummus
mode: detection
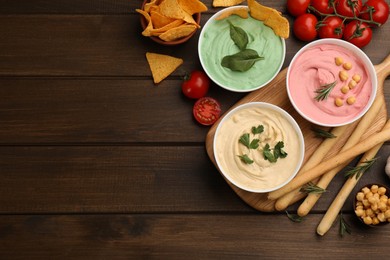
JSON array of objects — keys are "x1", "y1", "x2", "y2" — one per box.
[{"x1": 214, "y1": 104, "x2": 303, "y2": 192}]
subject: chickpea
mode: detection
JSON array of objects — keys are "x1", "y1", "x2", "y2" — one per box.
[
  {"x1": 380, "y1": 195, "x2": 388, "y2": 201},
  {"x1": 378, "y1": 213, "x2": 386, "y2": 222},
  {"x1": 355, "y1": 208, "x2": 365, "y2": 217},
  {"x1": 363, "y1": 216, "x2": 373, "y2": 225},
  {"x1": 366, "y1": 191, "x2": 374, "y2": 199},
  {"x1": 348, "y1": 80, "x2": 357, "y2": 89},
  {"x1": 384, "y1": 209, "x2": 390, "y2": 219},
  {"x1": 366, "y1": 208, "x2": 375, "y2": 217},
  {"x1": 363, "y1": 199, "x2": 370, "y2": 207},
  {"x1": 371, "y1": 203, "x2": 378, "y2": 211},
  {"x1": 347, "y1": 96, "x2": 356, "y2": 105},
  {"x1": 352, "y1": 74, "x2": 361, "y2": 83},
  {"x1": 339, "y1": 70, "x2": 349, "y2": 81},
  {"x1": 335, "y1": 57, "x2": 343, "y2": 66},
  {"x1": 378, "y1": 187, "x2": 387, "y2": 195},
  {"x1": 356, "y1": 192, "x2": 365, "y2": 201},
  {"x1": 372, "y1": 217, "x2": 380, "y2": 225},
  {"x1": 378, "y1": 201, "x2": 387, "y2": 212},
  {"x1": 335, "y1": 98, "x2": 343, "y2": 107},
  {"x1": 371, "y1": 185, "x2": 379, "y2": 193},
  {"x1": 343, "y1": 62, "x2": 352, "y2": 70},
  {"x1": 341, "y1": 85, "x2": 349, "y2": 94},
  {"x1": 362, "y1": 187, "x2": 370, "y2": 194}
]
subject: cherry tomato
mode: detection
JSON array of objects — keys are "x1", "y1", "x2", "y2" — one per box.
[
  {"x1": 343, "y1": 21, "x2": 372, "y2": 48},
  {"x1": 335, "y1": 0, "x2": 363, "y2": 17},
  {"x1": 360, "y1": 0, "x2": 389, "y2": 26},
  {"x1": 193, "y1": 97, "x2": 221, "y2": 126},
  {"x1": 318, "y1": 16, "x2": 344, "y2": 39},
  {"x1": 181, "y1": 71, "x2": 210, "y2": 99},
  {"x1": 287, "y1": 0, "x2": 311, "y2": 17},
  {"x1": 293, "y1": 14, "x2": 318, "y2": 41},
  {"x1": 311, "y1": 0, "x2": 335, "y2": 14}
]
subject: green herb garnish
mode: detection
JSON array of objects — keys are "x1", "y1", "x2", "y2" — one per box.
[
  {"x1": 286, "y1": 211, "x2": 304, "y2": 223},
  {"x1": 238, "y1": 154, "x2": 254, "y2": 164},
  {"x1": 221, "y1": 49, "x2": 264, "y2": 72},
  {"x1": 344, "y1": 158, "x2": 377, "y2": 180},
  {"x1": 252, "y1": 125, "x2": 264, "y2": 135},
  {"x1": 300, "y1": 182, "x2": 327, "y2": 194},
  {"x1": 314, "y1": 80, "x2": 337, "y2": 101},
  {"x1": 263, "y1": 142, "x2": 287, "y2": 163},
  {"x1": 312, "y1": 127, "x2": 336, "y2": 139},
  {"x1": 339, "y1": 212, "x2": 351, "y2": 237},
  {"x1": 239, "y1": 133, "x2": 260, "y2": 150},
  {"x1": 228, "y1": 21, "x2": 248, "y2": 51}
]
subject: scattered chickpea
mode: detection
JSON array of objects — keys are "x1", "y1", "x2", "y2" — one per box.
[
  {"x1": 347, "y1": 96, "x2": 356, "y2": 105},
  {"x1": 339, "y1": 70, "x2": 349, "y2": 81},
  {"x1": 343, "y1": 62, "x2": 352, "y2": 70},
  {"x1": 352, "y1": 74, "x2": 361, "y2": 83},
  {"x1": 348, "y1": 80, "x2": 357, "y2": 89},
  {"x1": 341, "y1": 85, "x2": 349, "y2": 94},
  {"x1": 355, "y1": 184, "x2": 390, "y2": 225},
  {"x1": 335, "y1": 57, "x2": 343, "y2": 66},
  {"x1": 335, "y1": 97, "x2": 343, "y2": 107}
]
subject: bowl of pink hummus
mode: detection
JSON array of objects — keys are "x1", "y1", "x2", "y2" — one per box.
[{"x1": 287, "y1": 39, "x2": 377, "y2": 127}]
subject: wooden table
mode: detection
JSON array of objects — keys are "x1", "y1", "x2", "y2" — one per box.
[{"x1": 1, "y1": 0, "x2": 390, "y2": 258}]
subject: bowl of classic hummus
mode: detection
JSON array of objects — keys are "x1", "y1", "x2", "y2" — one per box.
[
  {"x1": 213, "y1": 102, "x2": 304, "y2": 193},
  {"x1": 198, "y1": 6, "x2": 286, "y2": 92},
  {"x1": 287, "y1": 38, "x2": 377, "y2": 127}
]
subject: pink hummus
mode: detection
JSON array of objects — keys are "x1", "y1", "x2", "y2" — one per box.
[{"x1": 288, "y1": 44, "x2": 372, "y2": 125}]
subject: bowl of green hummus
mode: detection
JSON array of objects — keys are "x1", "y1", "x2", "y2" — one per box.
[{"x1": 198, "y1": 6, "x2": 286, "y2": 92}]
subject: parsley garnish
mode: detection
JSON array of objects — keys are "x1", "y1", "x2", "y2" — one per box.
[
  {"x1": 238, "y1": 154, "x2": 254, "y2": 164},
  {"x1": 263, "y1": 142, "x2": 287, "y2": 163},
  {"x1": 252, "y1": 125, "x2": 264, "y2": 135},
  {"x1": 239, "y1": 133, "x2": 259, "y2": 150}
]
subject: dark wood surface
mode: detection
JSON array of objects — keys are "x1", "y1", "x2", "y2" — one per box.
[{"x1": 1, "y1": 0, "x2": 390, "y2": 258}]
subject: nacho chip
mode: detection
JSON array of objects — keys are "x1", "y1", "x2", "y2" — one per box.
[
  {"x1": 136, "y1": 9, "x2": 154, "y2": 36},
  {"x1": 158, "y1": 24, "x2": 197, "y2": 41},
  {"x1": 146, "y1": 52, "x2": 183, "y2": 84},
  {"x1": 178, "y1": 0, "x2": 208, "y2": 15},
  {"x1": 159, "y1": 0, "x2": 198, "y2": 26},
  {"x1": 248, "y1": 0, "x2": 290, "y2": 38},
  {"x1": 215, "y1": 7, "x2": 249, "y2": 20},
  {"x1": 144, "y1": 0, "x2": 158, "y2": 12},
  {"x1": 147, "y1": 19, "x2": 185, "y2": 36},
  {"x1": 150, "y1": 10, "x2": 177, "y2": 29},
  {"x1": 212, "y1": 0, "x2": 245, "y2": 7}
]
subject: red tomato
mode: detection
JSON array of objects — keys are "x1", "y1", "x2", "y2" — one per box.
[
  {"x1": 318, "y1": 16, "x2": 344, "y2": 39},
  {"x1": 193, "y1": 97, "x2": 221, "y2": 126},
  {"x1": 293, "y1": 14, "x2": 318, "y2": 41},
  {"x1": 335, "y1": 0, "x2": 363, "y2": 17},
  {"x1": 343, "y1": 21, "x2": 372, "y2": 48},
  {"x1": 287, "y1": 0, "x2": 311, "y2": 17},
  {"x1": 311, "y1": 0, "x2": 335, "y2": 14},
  {"x1": 182, "y1": 71, "x2": 210, "y2": 99},
  {"x1": 360, "y1": 0, "x2": 389, "y2": 26}
]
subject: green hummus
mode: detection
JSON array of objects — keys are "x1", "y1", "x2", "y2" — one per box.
[{"x1": 199, "y1": 13, "x2": 285, "y2": 92}]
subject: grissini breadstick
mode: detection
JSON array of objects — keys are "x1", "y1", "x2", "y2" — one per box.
[
  {"x1": 316, "y1": 120, "x2": 390, "y2": 235},
  {"x1": 297, "y1": 96, "x2": 385, "y2": 216},
  {"x1": 267, "y1": 120, "x2": 390, "y2": 201},
  {"x1": 274, "y1": 126, "x2": 349, "y2": 211}
]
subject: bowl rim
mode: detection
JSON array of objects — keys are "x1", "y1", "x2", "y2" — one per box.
[
  {"x1": 198, "y1": 5, "x2": 286, "y2": 93},
  {"x1": 139, "y1": 0, "x2": 201, "y2": 46},
  {"x1": 353, "y1": 183, "x2": 390, "y2": 227},
  {"x1": 286, "y1": 38, "x2": 378, "y2": 127},
  {"x1": 213, "y1": 102, "x2": 305, "y2": 193}
]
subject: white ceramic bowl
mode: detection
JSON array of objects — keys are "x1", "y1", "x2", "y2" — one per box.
[
  {"x1": 198, "y1": 6, "x2": 286, "y2": 92},
  {"x1": 286, "y1": 39, "x2": 377, "y2": 127},
  {"x1": 213, "y1": 102, "x2": 305, "y2": 193}
]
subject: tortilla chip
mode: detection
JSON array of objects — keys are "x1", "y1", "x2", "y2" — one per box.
[
  {"x1": 178, "y1": 0, "x2": 208, "y2": 15},
  {"x1": 248, "y1": 0, "x2": 290, "y2": 38},
  {"x1": 215, "y1": 7, "x2": 249, "y2": 20},
  {"x1": 212, "y1": 0, "x2": 245, "y2": 7},
  {"x1": 158, "y1": 24, "x2": 197, "y2": 41},
  {"x1": 144, "y1": 0, "x2": 158, "y2": 12},
  {"x1": 159, "y1": 0, "x2": 198, "y2": 26},
  {"x1": 150, "y1": 10, "x2": 177, "y2": 29},
  {"x1": 147, "y1": 19, "x2": 185, "y2": 36},
  {"x1": 146, "y1": 52, "x2": 183, "y2": 84},
  {"x1": 136, "y1": 9, "x2": 154, "y2": 36}
]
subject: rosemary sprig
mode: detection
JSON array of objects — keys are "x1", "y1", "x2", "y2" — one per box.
[
  {"x1": 344, "y1": 158, "x2": 377, "y2": 180},
  {"x1": 300, "y1": 182, "x2": 327, "y2": 194},
  {"x1": 314, "y1": 80, "x2": 337, "y2": 101},
  {"x1": 312, "y1": 127, "x2": 336, "y2": 139},
  {"x1": 286, "y1": 211, "x2": 304, "y2": 223},
  {"x1": 339, "y1": 212, "x2": 351, "y2": 237}
]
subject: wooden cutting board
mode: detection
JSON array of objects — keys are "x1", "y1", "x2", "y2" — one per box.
[{"x1": 205, "y1": 54, "x2": 390, "y2": 212}]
